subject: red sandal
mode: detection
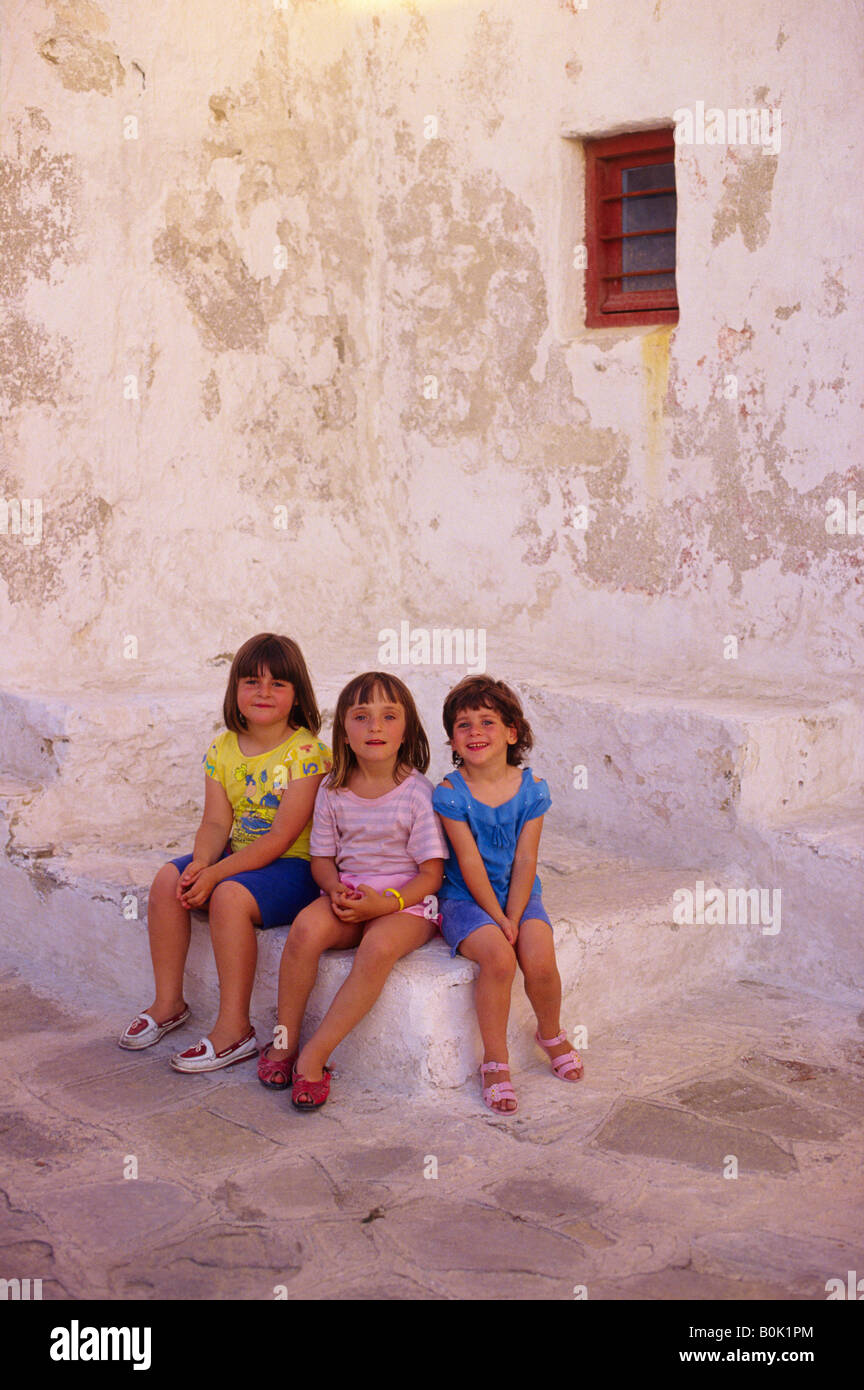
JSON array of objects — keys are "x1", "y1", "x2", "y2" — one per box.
[
  {"x1": 257, "y1": 1044, "x2": 297, "y2": 1090},
  {"x1": 291, "y1": 1065, "x2": 332, "y2": 1111}
]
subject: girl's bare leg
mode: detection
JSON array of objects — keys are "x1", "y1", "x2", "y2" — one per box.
[
  {"x1": 268, "y1": 897, "x2": 362, "y2": 1065},
  {"x1": 456, "y1": 923, "x2": 518, "y2": 1113},
  {"x1": 143, "y1": 863, "x2": 192, "y2": 1022},
  {"x1": 516, "y1": 918, "x2": 578, "y2": 1070},
  {"x1": 207, "y1": 880, "x2": 262, "y2": 1053},
  {"x1": 294, "y1": 913, "x2": 436, "y2": 1094}
]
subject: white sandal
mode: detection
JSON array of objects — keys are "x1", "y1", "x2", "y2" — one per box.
[{"x1": 118, "y1": 1007, "x2": 190, "y2": 1050}]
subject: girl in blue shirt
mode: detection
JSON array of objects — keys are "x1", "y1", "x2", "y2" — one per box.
[{"x1": 433, "y1": 676, "x2": 582, "y2": 1114}]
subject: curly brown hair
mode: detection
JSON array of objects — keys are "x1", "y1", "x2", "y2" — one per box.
[
  {"x1": 442, "y1": 675, "x2": 533, "y2": 766},
  {"x1": 222, "y1": 633, "x2": 321, "y2": 736},
  {"x1": 328, "y1": 671, "x2": 430, "y2": 790}
]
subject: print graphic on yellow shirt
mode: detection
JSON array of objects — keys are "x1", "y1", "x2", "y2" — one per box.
[{"x1": 202, "y1": 727, "x2": 332, "y2": 859}]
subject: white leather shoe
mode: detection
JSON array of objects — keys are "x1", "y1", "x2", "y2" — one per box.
[
  {"x1": 170, "y1": 1030, "x2": 258, "y2": 1072},
  {"x1": 118, "y1": 1007, "x2": 190, "y2": 1050}
]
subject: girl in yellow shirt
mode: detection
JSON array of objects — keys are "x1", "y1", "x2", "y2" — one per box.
[{"x1": 119, "y1": 633, "x2": 331, "y2": 1071}]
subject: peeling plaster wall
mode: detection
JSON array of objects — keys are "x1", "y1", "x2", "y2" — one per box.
[{"x1": 1, "y1": 0, "x2": 862, "y2": 690}]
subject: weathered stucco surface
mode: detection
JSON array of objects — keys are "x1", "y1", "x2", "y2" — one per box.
[{"x1": 1, "y1": 0, "x2": 862, "y2": 687}]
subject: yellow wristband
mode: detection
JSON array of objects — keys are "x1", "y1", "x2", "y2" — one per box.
[{"x1": 383, "y1": 888, "x2": 405, "y2": 912}]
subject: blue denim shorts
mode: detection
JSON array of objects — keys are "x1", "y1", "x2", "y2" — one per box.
[
  {"x1": 169, "y1": 849, "x2": 319, "y2": 930},
  {"x1": 439, "y1": 893, "x2": 552, "y2": 958}
]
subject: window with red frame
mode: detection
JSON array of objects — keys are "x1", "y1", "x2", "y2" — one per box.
[{"x1": 584, "y1": 128, "x2": 678, "y2": 328}]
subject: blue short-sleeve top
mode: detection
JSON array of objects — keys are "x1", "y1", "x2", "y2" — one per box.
[{"x1": 431, "y1": 767, "x2": 551, "y2": 906}]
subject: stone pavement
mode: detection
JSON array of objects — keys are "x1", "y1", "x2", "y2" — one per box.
[{"x1": 1, "y1": 961, "x2": 863, "y2": 1302}]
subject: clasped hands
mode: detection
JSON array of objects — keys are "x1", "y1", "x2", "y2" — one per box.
[
  {"x1": 497, "y1": 914, "x2": 519, "y2": 945},
  {"x1": 176, "y1": 860, "x2": 219, "y2": 909},
  {"x1": 330, "y1": 882, "x2": 401, "y2": 923}
]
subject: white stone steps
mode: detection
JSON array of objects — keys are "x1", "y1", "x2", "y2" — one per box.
[
  {"x1": 2, "y1": 676, "x2": 862, "y2": 1077},
  {"x1": 3, "y1": 680, "x2": 861, "y2": 865},
  {"x1": 0, "y1": 684, "x2": 228, "y2": 846},
  {"x1": 769, "y1": 795, "x2": 864, "y2": 863},
  {"x1": 0, "y1": 816, "x2": 732, "y2": 1091},
  {"x1": 530, "y1": 682, "x2": 864, "y2": 866},
  {"x1": 732, "y1": 795, "x2": 864, "y2": 1005}
]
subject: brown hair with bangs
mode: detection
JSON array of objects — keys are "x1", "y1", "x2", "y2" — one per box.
[
  {"x1": 328, "y1": 671, "x2": 429, "y2": 790},
  {"x1": 222, "y1": 633, "x2": 321, "y2": 736},
  {"x1": 442, "y1": 675, "x2": 533, "y2": 766}
]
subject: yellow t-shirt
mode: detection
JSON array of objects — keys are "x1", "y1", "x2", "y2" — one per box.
[{"x1": 202, "y1": 727, "x2": 332, "y2": 859}]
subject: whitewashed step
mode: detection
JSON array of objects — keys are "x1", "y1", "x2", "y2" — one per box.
[
  {"x1": 732, "y1": 796, "x2": 864, "y2": 1003},
  {"x1": 3, "y1": 679, "x2": 862, "y2": 867},
  {"x1": 529, "y1": 682, "x2": 864, "y2": 865},
  {"x1": 0, "y1": 818, "x2": 737, "y2": 1092}
]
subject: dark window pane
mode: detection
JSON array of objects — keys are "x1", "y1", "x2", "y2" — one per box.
[
  {"x1": 623, "y1": 191, "x2": 676, "y2": 231},
  {"x1": 623, "y1": 162, "x2": 674, "y2": 194},
  {"x1": 622, "y1": 233, "x2": 676, "y2": 291},
  {"x1": 622, "y1": 163, "x2": 676, "y2": 291}
]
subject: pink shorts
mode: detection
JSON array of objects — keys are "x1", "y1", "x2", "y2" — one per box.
[{"x1": 321, "y1": 871, "x2": 440, "y2": 922}]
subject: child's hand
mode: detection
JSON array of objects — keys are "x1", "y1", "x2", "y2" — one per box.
[
  {"x1": 356, "y1": 885, "x2": 396, "y2": 919},
  {"x1": 330, "y1": 883, "x2": 365, "y2": 921},
  {"x1": 179, "y1": 866, "x2": 219, "y2": 909},
  {"x1": 499, "y1": 916, "x2": 519, "y2": 945},
  {"x1": 332, "y1": 884, "x2": 389, "y2": 923},
  {"x1": 176, "y1": 860, "x2": 208, "y2": 900},
  {"x1": 330, "y1": 882, "x2": 362, "y2": 903}
]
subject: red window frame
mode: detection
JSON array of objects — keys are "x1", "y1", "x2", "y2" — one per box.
[{"x1": 584, "y1": 128, "x2": 678, "y2": 328}]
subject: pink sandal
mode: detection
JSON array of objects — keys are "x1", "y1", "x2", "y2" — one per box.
[
  {"x1": 480, "y1": 1061, "x2": 518, "y2": 1113},
  {"x1": 258, "y1": 1044, "x2": 297, "y2": 1090},
  {"x1": 536, "y1": 1030, "x2": 583, "y2": 1081}
]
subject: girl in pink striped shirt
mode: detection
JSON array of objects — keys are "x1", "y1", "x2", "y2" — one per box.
[{"x1": 260, "y1": 671, "x2": 447, "y2": 1108}]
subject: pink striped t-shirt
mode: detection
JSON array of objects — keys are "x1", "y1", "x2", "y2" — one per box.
[{"x1": 309, "y1": 769, "x2": 448, "y2": 876}]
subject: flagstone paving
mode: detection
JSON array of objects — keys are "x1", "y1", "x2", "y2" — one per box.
[{"x1": 1, "y1": 963, "x2": 862, "y2": 1302}]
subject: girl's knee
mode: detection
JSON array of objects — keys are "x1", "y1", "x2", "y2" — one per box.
[
  {"x1": 209, "y1": 880, "x2": 255, "y2": 919},
  {"x1": 210, "y1": 879, "x2": 239, "y2": 905},
  {"x1": 479, "y1": 943, "x2": 517, "y2": 984},
  {"x1": 151, "y1": 862, "x2": 180, "y2": 897},
  {"x1": 355, "y1": 931, "x2": 399, "y2": 972},
  {"x1": 519, "y1": 948, "x2": 560, "y2": 989},
  {"x1": 283, "y1": 914, "x2": 327, "y2": 956}
]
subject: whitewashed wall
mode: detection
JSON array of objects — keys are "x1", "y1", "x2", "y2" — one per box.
[{"x1": 1, "y1": 0, "x2": 861, "y2": 691}]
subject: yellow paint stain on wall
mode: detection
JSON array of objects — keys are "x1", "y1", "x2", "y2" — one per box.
[{"x1": 641, "y1": 327, "x2": 672, "y2": 503}]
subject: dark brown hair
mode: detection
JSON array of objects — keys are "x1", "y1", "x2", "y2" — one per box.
[
  {"x1": 442, "y1": 675, "x2": 533, "y2": 766},
  {"x1": 328, "y1": 671, "x2": 429, "y2": 790},
  {"x1": 222, "y1": 634, "x2": 321, "y2": 736}
]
